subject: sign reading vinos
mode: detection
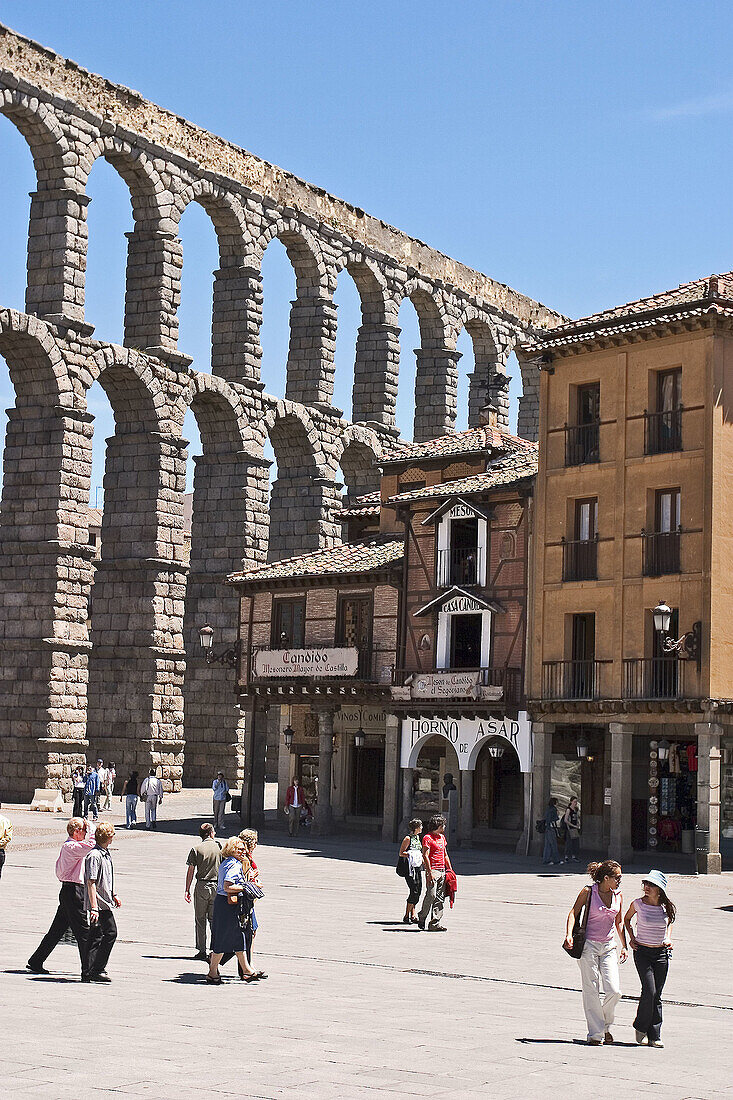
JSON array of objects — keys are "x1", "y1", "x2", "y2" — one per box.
[{"x1": 253, "y1": 647, "x2": 359, "y2": 678}]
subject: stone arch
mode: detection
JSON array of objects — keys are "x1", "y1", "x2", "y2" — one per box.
[
  {"x1": 79, "y1": 137, "x2": 168, "y2": 225},
  {"x1": 0, "y1": 91, "x2": 69, "y2": 184},
  {"x1": 251, "y1": 218, "x2": 329, "y2": 297},
  {"x1": 394, "y1": 280, "x2": 455, "y2": 441},
  {"x1": 397, "y1": 279, "x2": 449, "y2": 350},
  {"x1": 84, "y1": 345, "x2": 165, "y2": 435},
  {"x1": 172, "y1": 179, "x2": 248, "y2": 264},
  {"x1": 334, "y1": 253, "x2": 396, "y2": 427},
  {"x1": 0, "y1": 309, "x2": 75, "y2": 407},
  {"x1": 176, "y1": 372, "x2": 252, "y2": 454},
  {"x1": 263, "y1": 400, "x2": 323, "y2": 471},
  {"x1": 336, "y1": 423, "x2": 382, "y2": 499},
  {"x1": 453, "y1": 309, "x2": 511, "y2": 431}
]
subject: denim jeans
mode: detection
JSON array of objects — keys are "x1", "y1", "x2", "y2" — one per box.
[
  {"x1": 83, "y1": 794, "x2": 98, "y2": 819},
  {"x1": 565, "y1": 834, "x2": 580, "y2": 860},
  {"x1": 542, "y1": 828, "x2": 560, "y2": 863},
  {"x1": 125, "y1": 794, "x2": 138, "y2": 827},
  {"x1": 633, "y1": 944, "x2": 670, "y2": 1041}
]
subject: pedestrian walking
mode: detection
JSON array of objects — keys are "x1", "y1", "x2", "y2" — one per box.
[
  {"x1": 102, "y1": 762, "x2": 116, "y2": 810},
  {"x1": 624, "y1": 869, "x2": 676, "y2": 1048},
  {"x1": 219, "y1": 829, "x2": 265, "y2": 977},
  {"x1": 542, "y1": 797, "x2": 561, "y2": 865},
  {"x1": 564, "y1": 860, "x2": 628, "y2": 1045},
  {"x1": 71, "y1": 766, "x2": 85, "y2": 818},
  {"x1": 26, "y1": 817, "x2": 95, "y2": 978},
  {"x1": 0, "y1": 812, "x2": 12, "y2": 882},
  {"x1": 140, "y1": 769, "x2": 163, "y2": 830},
  {"x1": 398, "y1": 818, "x2": 424, "y2": 924},
  {"x1": 285, "y1": 777, "x2": 304, "y2": 837},
  {"x1": 185, "y1": 823, "x2": 222, "y2": 961},
  {"x1": 212, "y1": 771, "x2": 229, "y2": 832},
  {"x1": 96, "y1": 760, "x2": 109, "y2": 810},
  {"x1": 83, "y1": 821, "x2": 121, "y2": 983},
  {"x1": 417, "y1": 814, "x2": 452, "y2": 932},
  {"x1": 119, "y1": 770, "x2": 139, "y2": 828},
  {"x1": 206, "y1": 836, "x2": 261, "y2": 985},
  {"x1": 561, "y1": 797, "x2": 581, "y2": 863},
  {"x1": 82, "y1": 764, "x2": 100, "y2": 821}
]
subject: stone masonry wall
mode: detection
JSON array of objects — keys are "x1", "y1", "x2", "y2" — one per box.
[{"x1": 0, "y1": 23, "x2": 563, "y2": 802}]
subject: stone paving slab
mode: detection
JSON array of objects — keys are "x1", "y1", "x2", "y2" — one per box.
[{"x1": 1, "y1": 790, "x2": 732, "y2": 1098}]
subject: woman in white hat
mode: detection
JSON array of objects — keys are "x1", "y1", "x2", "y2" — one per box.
[{"x1": 623, "y1": 869, "x2": 676, "y2": 1047}]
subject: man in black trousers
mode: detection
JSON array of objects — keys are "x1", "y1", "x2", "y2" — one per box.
[
  {"x1": 27, "y1": 817, "x2": 95, "y2": 977},
  {"x1": 83, "y1": 821, "x2": 121, "y2": 982}
]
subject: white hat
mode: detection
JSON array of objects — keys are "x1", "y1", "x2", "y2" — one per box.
[{"x1": 642, "y1": 869, "x2": 669, "y2": 894}]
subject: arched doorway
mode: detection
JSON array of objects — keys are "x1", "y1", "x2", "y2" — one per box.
[
  {"x1": 414, "y1": 735, "x2": 459, "y2": 818},
  {"x1": 473, "y1": 742, "x2": 523, "y2": 838}
]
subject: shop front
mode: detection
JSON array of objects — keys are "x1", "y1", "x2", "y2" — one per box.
[{"x1": 399, "y1": 712, "x2": 533, "y2": 848}]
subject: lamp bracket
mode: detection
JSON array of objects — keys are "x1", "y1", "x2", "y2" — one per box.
[{"x1": 205, "y1": 639, "x2": 241, "y2": 670}]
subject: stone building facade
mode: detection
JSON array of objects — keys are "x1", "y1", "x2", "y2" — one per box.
[{"x1": 0, "y1": 24, "x2": 563, "y2": 800}]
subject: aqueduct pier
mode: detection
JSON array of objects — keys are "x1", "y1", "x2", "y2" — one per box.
[{"x1": 0, "y1": 23, "x2": 564, "y2": 804}]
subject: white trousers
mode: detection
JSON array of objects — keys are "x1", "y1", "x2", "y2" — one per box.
[
  {"x1": 577, "y1": 939, "x2": 621, "y2": 1041},
  {"x1": 145, "y1": 799, "x2": 158, "y2": 827}
]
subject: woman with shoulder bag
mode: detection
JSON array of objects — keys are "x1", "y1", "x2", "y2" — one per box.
[
  {"x1": 561, "y1": 797, "x2": 581, "y2": 863},
  {"x1": 564, "y1": 860, "x2": 628, "y2": 1045},
  {"x1": 206, "y1": 837, "x2": 263, "y2": 985},
  {"x1": 623, "y1": 869, "x2": 676, "y2": 1048},
  {"x1": 398, "y1": 819, "x2": 424, "y2": 924}
]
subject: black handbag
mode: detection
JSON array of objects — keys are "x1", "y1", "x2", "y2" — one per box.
[
  {"x1": 395, "y1": 854, "x2": 408, "y2": 878},
  {"x1": 563, "y1": 885, "x2": 591, "y2": 959}
]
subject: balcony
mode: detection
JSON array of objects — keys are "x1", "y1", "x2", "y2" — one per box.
[
  {"x1": 565, "y1": 421, "x2": 600, "y2": 466},
  {"x1": 437, "y1": 546, "x2": 483, "y2": 586},
  {"x1": 562, "y1": 536, "x2": 598, "y2": 581},
  {"x1": 392, "y1": 666, "x2": 523, "y2": 706},
  {"x1": 644, "y1": 407, "x2": 682, "y2": 455},
  {"x1": 623, "y1": 657, "x2": 686, "y2": 700},
  {"x1": 541, "y1": 659, "x2": 606, "y2": 701},
  {"x1": 643, "y1": 529, "x2": 680, "y2": 576}
]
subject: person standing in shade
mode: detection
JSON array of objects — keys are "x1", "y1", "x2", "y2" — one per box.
[
  {"x1": 624, "y1": 869, "x2": 676, "y2": 1048},
  {"x1": 82, "y1": 764, "x2": 100, "y2": 821},
  {"x1": 71, "y1": 767, "x2": 85, "y2": 818},
  {"x1": 542, "y1": 797, "x2": 561, "y2": 865},
  {"x1": 562, "y1": 797, "x2": 581, "y2": 863},
  {"x1": 0, "y1": 812, "x2": 12, "y2": 882},
  {"x1": 27, "y1": 816, "x2": 94, "y2": 978},
  {"x1": 185, "y1": 823, "x2": 221, "y2": 961},
  {"x1": 285, "y1": 777, "x2": 304, "y2": 837},
  {"x1": 564, "y1": 860, "x2": 628, "y2": 1045},
  {"x1": 120, "y1": 770, "x2": 139, "y2": 829},
  {"x1": 212, "y1": 772, "x2": 229, "y2": 832},
  {"x1": 83, "y1": 821, "x2": 121, "y2": 982},
  {"x1": 140, "y1": 768, "x2": 163, "y2": 830},
  {"x1": 418, "y1": 814, "x2": 452, "y2": 932}
]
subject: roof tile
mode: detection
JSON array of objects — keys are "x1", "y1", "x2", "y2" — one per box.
[{"x1": 227, "y1": 536, "x2": 403, "y2": 585}]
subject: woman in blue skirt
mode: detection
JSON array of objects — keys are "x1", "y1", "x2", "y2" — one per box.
[{"x1": 206, "y1": 836, "x2": 260, "y2": 984}]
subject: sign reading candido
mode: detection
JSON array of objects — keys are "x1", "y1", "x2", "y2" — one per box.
[{"x1": 253, "y1": 647, "x2": 358, "y2": 678}]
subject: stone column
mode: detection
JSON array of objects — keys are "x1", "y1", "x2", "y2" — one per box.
[
  {"x1": 413, "y1": 348, "x2": 462, "y2": 441},
  {"x1": 352, "y1": 321, "x2": 401, "y2": 430},
  {"x1": 315, "y1": 708, "x2": 335, "y2": 834},
  {"x1": 124, "y1": 228, "x2": 183, "y2": 354},
  {"x1": 695, "y1": 722, "x2": 722, "y2": 874},
  {"x1": 398, "y1": 767, "x2": 414, "y2": 837},
  {"x1": 530, "y1": 721, "x2": 554, "y2": 856},
  {"x1": 211, "y1": 265, "x2": 264, "y2": 386},
  {"x1": 182, "y1": 453, "x2": 269, "y2": 787},
  {"x1": 608, "y1": 723, "x2": 633, "y2": 863},
  {"x1": 516, "y1": 350, "x2": 540, "y2": 442},
  {"x1": 268, "y1": 473, "x2": 340, "y2": 562},
  {"x1": 459, "y1": 770, "x2": 473, "y2": 847},
  {"x1": 515, "y1": 771, "x2": 533, "y2": 856},
  {"x1": 241, "y1": 700, "x2": 268, "y2": 828},
  {"x1": 285, "y1": 295, "x2": 338, "y2": 408},
  {"x1": 381, "y1": 714, "x2": 401, "y2": 842},
  {"x1": 26, "y1": 187, "x2": 89, "y2": 325}
]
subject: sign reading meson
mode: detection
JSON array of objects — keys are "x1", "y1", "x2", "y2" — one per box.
[
  {"x1": 411, "y1": 671, "x2": 480, "y2": 699},
  {"x1": 253, "y1": 648, "x2": 359, "y2": 677}
]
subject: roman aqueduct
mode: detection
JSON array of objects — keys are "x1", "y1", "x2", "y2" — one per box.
[{"x1": 0, "y1": 24, "x2": 563, "y2": 802}]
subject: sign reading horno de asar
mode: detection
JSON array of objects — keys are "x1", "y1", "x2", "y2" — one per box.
[{"x1": 253, "y1": 647, "x2": 358, "y2": 678}]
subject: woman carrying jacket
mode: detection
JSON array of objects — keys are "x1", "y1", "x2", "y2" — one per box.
[
  {"x1": 564, "y1": 860, "x2": 628, "y2": 1045},
  {"x1": 207, "y1": 836, "x2": 263, "y2": 985},
  {"x1": 398, "y1": 818, "x2": 424, "y2": 924}
]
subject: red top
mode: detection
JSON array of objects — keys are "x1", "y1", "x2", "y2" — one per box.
[{"x1": 423, "y1": 832, "x2": 447, "y2": 871}]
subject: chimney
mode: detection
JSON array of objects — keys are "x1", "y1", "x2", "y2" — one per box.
[{"x1": 479, "y1": 403, "x2": 499, "y2": 428}]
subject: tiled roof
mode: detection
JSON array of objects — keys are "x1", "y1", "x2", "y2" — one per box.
[
  {"x1": 386, "y1": 444, "x2": 537, "y2": 503},
  {"x1": 227, "y1": 536, "x2": 403, "y2": 585},
  {"x1": 525, "y1": 272, "x2": 733, "y2": 351},
  {"x1": 340, "y1": 490, "x2": 381, "y2": 518},
  {"x1": 380, "y1": 424, "x2": 536, "y2": 465}
]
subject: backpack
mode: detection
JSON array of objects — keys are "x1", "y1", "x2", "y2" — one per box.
[{"x1": 535, "y1": 818, "x2": 546, "y2": 835}]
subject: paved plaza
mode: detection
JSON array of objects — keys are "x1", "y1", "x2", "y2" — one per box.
[{"x1": 1, "y1": 790, "x2": 732, "y2": 1099}]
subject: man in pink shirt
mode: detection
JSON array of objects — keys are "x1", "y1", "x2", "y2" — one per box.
[{"x1": 27, "y1": 816, "x2": 95, "y2": 979}]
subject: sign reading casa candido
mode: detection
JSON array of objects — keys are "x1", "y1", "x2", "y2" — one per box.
[{"x1": 253, "y1": 647, "x2": 358, "y2": 678}]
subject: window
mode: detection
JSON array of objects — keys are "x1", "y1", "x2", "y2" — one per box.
[
  {"x1": 563, "y1": 499, "x2": 598, "y2": 581},
  {"x1": 436, "y1": 505, "x2": 487, "y2": 586},
  {"x1": 449, "y1": 613, "x2": 483, "y2": 668},
  {"x1": 271, "y1": 597, "x2": 305, "y2": 648},
  {"x1": 566, "y1": 382, "x2": 600, "y2": 465},
  {"x1": 570, "y1": 613, "x2": 596, "y2": 699},
  {"x1": 646, "y1": 369, "x2": 682, "y2": 454},
  {"x1": 644, "y1": 489, "x2": 680, "y2": 575},
  {"x1": 337, "y1": 595, "x2": 373, "y2": 677}
]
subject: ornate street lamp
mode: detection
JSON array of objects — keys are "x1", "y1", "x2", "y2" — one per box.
[
  {"x1": 488, "y1": 739, "x2": 506, "y2": 759},
  {"x1": 652, "y1": 599, "x2": 702, "y2": 671},
  {"x1": 199, "y1": 624, "x2": 214, "y2": 650},
  {"x1": 283, "y1": 726, "x2": 295, "y2": 750},
  {"x1": 576, "y1": 732, "x2": 590, "y2": 759},
  {"x1": 198, "y1": 624, "x2": 240, "y2": 669}
]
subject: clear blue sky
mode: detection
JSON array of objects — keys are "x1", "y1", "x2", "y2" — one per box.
[{"x1": 1, "y1": 0, "x2": 732, "y2": 498}]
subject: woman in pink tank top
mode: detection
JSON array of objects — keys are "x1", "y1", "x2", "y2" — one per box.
[
  {"x1": 623, "y1": 869, "x2": 676, "y2": 1048},
  {"x1": 564, "y1": 860, "x2": 628, "y2": 1045}
]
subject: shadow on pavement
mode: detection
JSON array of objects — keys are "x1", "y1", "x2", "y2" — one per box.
[{"x1": 517, "y1": 1038, "x2": 640, "y2": 1048}]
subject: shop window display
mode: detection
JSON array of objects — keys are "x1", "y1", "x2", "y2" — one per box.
[{"x1": 648, "y1": 739, "x2": 697, "y2": 854}]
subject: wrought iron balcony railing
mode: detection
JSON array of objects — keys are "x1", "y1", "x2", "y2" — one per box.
[
  {"x1": 437, "y1": 546, "x2": 484, "y2": 586},
  {"x1": 392, "y1": 665, "x2": 523, "y2": 705},
  {"x1": 562, "y1": 536, "x2": 598, "y2": 581},
  {"x1": 623, "y1": 657, "x2": 686, "y2": 700},
  {"x1": 565, "y1": 421, "x2": 600, "y2": 466},
  {"x1": 541, "y1": 659, "x2": 606, "y2": 701},
  {"x1": 642, "y1": 529, "x2": 681, "y2": 576},
  {"x1": 644, "y1": 407, "x2": 682, "y2": 455}
]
